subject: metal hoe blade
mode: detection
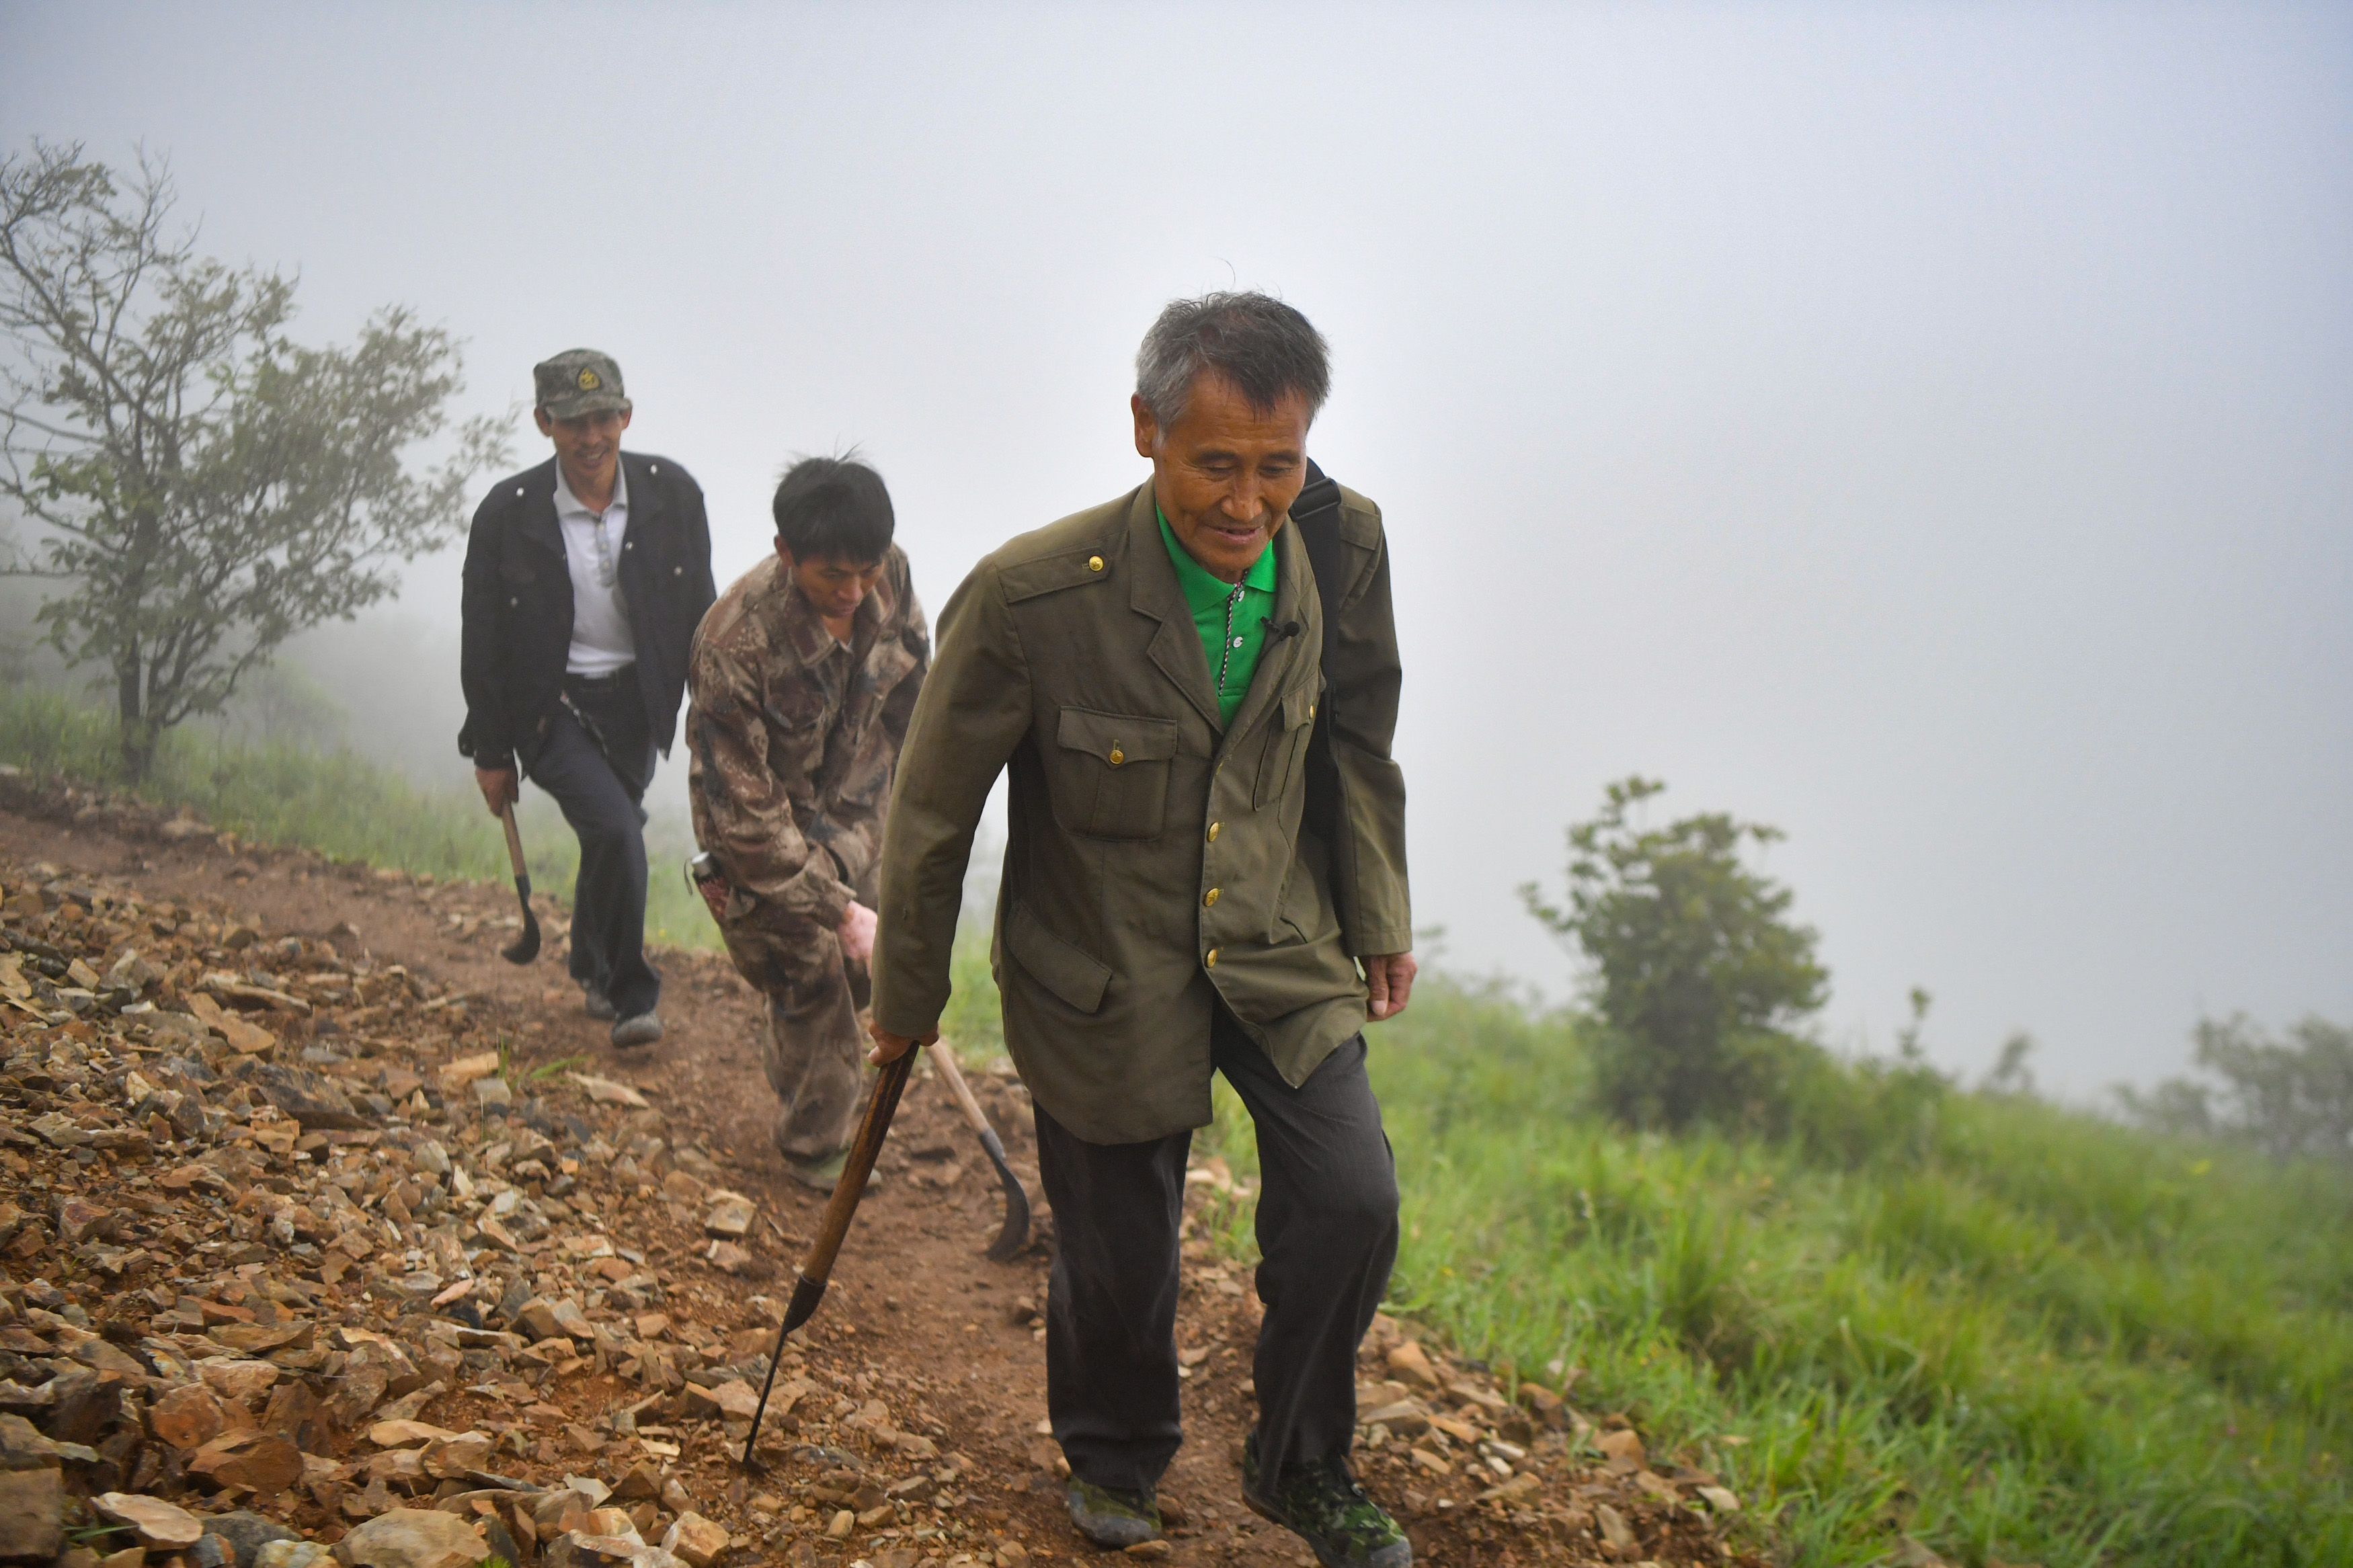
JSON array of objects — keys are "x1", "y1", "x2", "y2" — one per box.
[
  {"x1": 928, "y1": 1042, "x2": 1033, "y2": 1260},
  {"x1": 976, "y1": 1125, "x2": 1033, "y2": 1262},
  {"x1": 498, "y1": 804, "x2": 541, "y2": 964}
]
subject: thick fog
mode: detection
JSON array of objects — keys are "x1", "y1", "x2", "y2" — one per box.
[{"x1": 3, "y1": 3, "x2": 2347, "y2": 1099}]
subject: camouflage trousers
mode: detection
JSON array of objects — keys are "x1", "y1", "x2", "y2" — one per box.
[{"x1": 717, "y1": 907, "x2": 871, "y2": 1162}]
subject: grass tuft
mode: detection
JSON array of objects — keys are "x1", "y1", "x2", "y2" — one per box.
[
  {"x1": 1195, "y1": 978, "x2": 2353, "y2": 1567},
  {"x1": 3, "y1": 687, "x2": 716, "y2": 950}
]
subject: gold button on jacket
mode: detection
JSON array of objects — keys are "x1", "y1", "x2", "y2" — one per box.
[{"x1": 873, "y1": 481, "x2": 1411, "y2": 1145}]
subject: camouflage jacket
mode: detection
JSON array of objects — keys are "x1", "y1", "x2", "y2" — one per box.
[{"x1": 686, "y1": 547, "x2": 929, "y2": 925}]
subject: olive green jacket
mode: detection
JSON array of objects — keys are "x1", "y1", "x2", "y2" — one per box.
[{"x1": 871, "y1": 481, "x2": 1410, "y2": 1144}]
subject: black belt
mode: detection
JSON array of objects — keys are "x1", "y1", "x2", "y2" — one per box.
[{"x1": 564, "y1": 665, "x2": 635, "y2": 693}]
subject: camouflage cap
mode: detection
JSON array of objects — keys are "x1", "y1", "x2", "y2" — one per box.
[{"x1": 532, "y1": 349, "x2": 632, "y2": 419}]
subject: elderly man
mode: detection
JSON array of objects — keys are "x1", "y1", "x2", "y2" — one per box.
[
  {"x1": 458, "y1": 349, "x2": 715, "y2": 1047},
  {"x1": 684, "y1": 456, "x2": 928, "y2": 1190},
  {"x1": 870, "y1": 294, "x2": 1416, "y2": 1567}
]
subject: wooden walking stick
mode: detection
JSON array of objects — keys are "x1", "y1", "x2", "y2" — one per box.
[{"x1": 740, "y1": 1046, "x2": 919, "y2": 1467}]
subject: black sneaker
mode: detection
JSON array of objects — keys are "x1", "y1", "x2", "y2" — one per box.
[
  {"x1": 581, "y1": 980, "x2": 619, "y2": 1022},
  {"x1": 1066, "y1": 1479, "x2": 1160, "y2": 1549},
  {"x1": 610, "y1": 1012, "x2": 662, "y2": 1048},
  {"x1": 1242, "y1": 1432, "x2": 1411, "y2": 1568}
]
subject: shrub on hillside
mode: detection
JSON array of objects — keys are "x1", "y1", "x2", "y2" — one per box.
[
  {"x1": 1524, "y1": 776, "x2": 1829, "y2": 1129},
  {"x1": 2117, "y1": 1012, "x2": 2353, "y2": 1165},
  {"x1": 1771, "y1": 1038, "x2": 1952, "y2": 1168}
]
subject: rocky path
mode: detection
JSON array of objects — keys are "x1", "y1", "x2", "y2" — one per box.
[{"x1": 0, "y1": 771, "x2": 1760, "y2": 1568}]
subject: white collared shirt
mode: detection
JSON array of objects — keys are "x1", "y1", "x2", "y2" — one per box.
[{"x1": 553, "y1": 458, "x2": 637, "y2": 675}]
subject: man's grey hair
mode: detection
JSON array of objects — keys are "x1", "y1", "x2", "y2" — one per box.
[{"x1": 1134, "y1": 292, "x2": 1331, "y2": 432}]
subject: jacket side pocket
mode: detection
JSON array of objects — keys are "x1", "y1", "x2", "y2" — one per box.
[{"x1": 1004, "y1": 899, "x2": 1114, "y2": 1015}]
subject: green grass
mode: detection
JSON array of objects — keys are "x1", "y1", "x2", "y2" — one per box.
[
  {"x1": 1195, "y1": 980, "x2": 2353, "y2": 1567},
  {"x1": 0, "y1": 686, "x2": 715, "y2": 946},
  {"x1": 0, "y1": 685, "x2": 1006, "y2": 985},
  {"x1": 12, "y1": 687, "x2": 2348, "y2": 1563},
  {"x1": 939, "y1": 895, "x2": 1008, "y2": 1062}
]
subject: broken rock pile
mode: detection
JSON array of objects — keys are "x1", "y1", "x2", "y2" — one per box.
[{"x1": 0, "y1": 852, "x2": 1026, "y2": 1568}]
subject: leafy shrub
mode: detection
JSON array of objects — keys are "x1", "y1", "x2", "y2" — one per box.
[
  {"x1": 2118, "y1": 1012, "x2": 2353, "y2": 1165},
  {"x1": 1524, "y1": 776, "x2": 1828, "y2": 1128}
]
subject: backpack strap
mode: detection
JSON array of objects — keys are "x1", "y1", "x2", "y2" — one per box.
[
  {"x1": 1290, "y1": 458, "x2": 1348, "y2": 670},
  {"x1": 1289, "y1": 460, "x2": 1353, "y2": 866}
]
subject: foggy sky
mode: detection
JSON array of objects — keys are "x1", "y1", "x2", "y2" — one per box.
[{"x1": 3, "y1": 2, "x2": 2347, "y2": 1099}]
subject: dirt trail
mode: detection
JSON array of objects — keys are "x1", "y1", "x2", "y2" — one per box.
[{"x1": 0, "y1": 777, "x2": 1756, "y2": 1568}]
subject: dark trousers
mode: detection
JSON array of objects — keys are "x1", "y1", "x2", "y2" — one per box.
[
  {"x1": 1035, "y1": 1012, "x2": 1400, "y2": 1494},
  {"x1": 524, "y1": 674, "x2": 660, "y2": 1020}
]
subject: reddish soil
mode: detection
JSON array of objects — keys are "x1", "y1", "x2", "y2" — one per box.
[{"x1": 0, "y1": 777, "x2": 1763, "y2": 1567}]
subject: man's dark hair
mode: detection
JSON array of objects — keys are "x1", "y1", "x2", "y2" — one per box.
[
  {"x1": 1135, "y1": 291, "x2": 1331, "y2": 431},
  {"x1": 772, "y1": 455, "x2": 893, "y2": 563}
]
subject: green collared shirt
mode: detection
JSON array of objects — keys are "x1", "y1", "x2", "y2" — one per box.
[{"x1": 1159, "y1": 507, "x2": 1278, "y2": 727}]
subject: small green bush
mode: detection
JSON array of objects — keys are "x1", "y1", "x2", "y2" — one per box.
[{"x1": 1523, "y1": 777, "x2": 1829, "y2": 1129}]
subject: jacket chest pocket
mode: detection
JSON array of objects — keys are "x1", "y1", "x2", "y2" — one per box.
[
  {"x1": 1252, "y1": 684, "x2": 1319, "y2": 809},
  {"x1": 1055, "y1": 707, "x2": 1179, "y2": 839},
  {"x1": 497, "y1": 556, "x2": 545, "y2": 609},
  {"x1": 763, "y1": 684, "x2": 833, "y2": 772},
  {"x1": 498, "y1": 553, "x2": 563, "y2": 626},
  {"x1": 764, "y1": 680, "x2": 832, "y2": 733}
]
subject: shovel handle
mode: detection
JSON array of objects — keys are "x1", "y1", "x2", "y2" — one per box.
[{"x1": 929, "y1": 1040, "x2": 996, "y2": 1138}]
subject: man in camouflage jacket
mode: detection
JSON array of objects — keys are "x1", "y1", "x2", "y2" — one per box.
[{"x1": 685, "y1": 456, "x2": 928, "y2": 1188}]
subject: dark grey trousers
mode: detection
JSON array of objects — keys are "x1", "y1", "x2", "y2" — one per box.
[
  {"x1": 524, "y1": 675, "x2": 660, "y2": 1020},
  {"x1": 1034, "y1": 1012, "x2": 1400, "y2": 1495}
]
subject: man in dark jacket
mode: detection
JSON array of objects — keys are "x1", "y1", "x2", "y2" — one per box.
[{"x1": 458, "y1": 349, "x2": 715, "y2": 1046}]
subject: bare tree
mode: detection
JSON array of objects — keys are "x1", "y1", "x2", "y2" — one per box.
[{"x1": 0, "y1": 140, "x2": 506, "y2": 778}]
